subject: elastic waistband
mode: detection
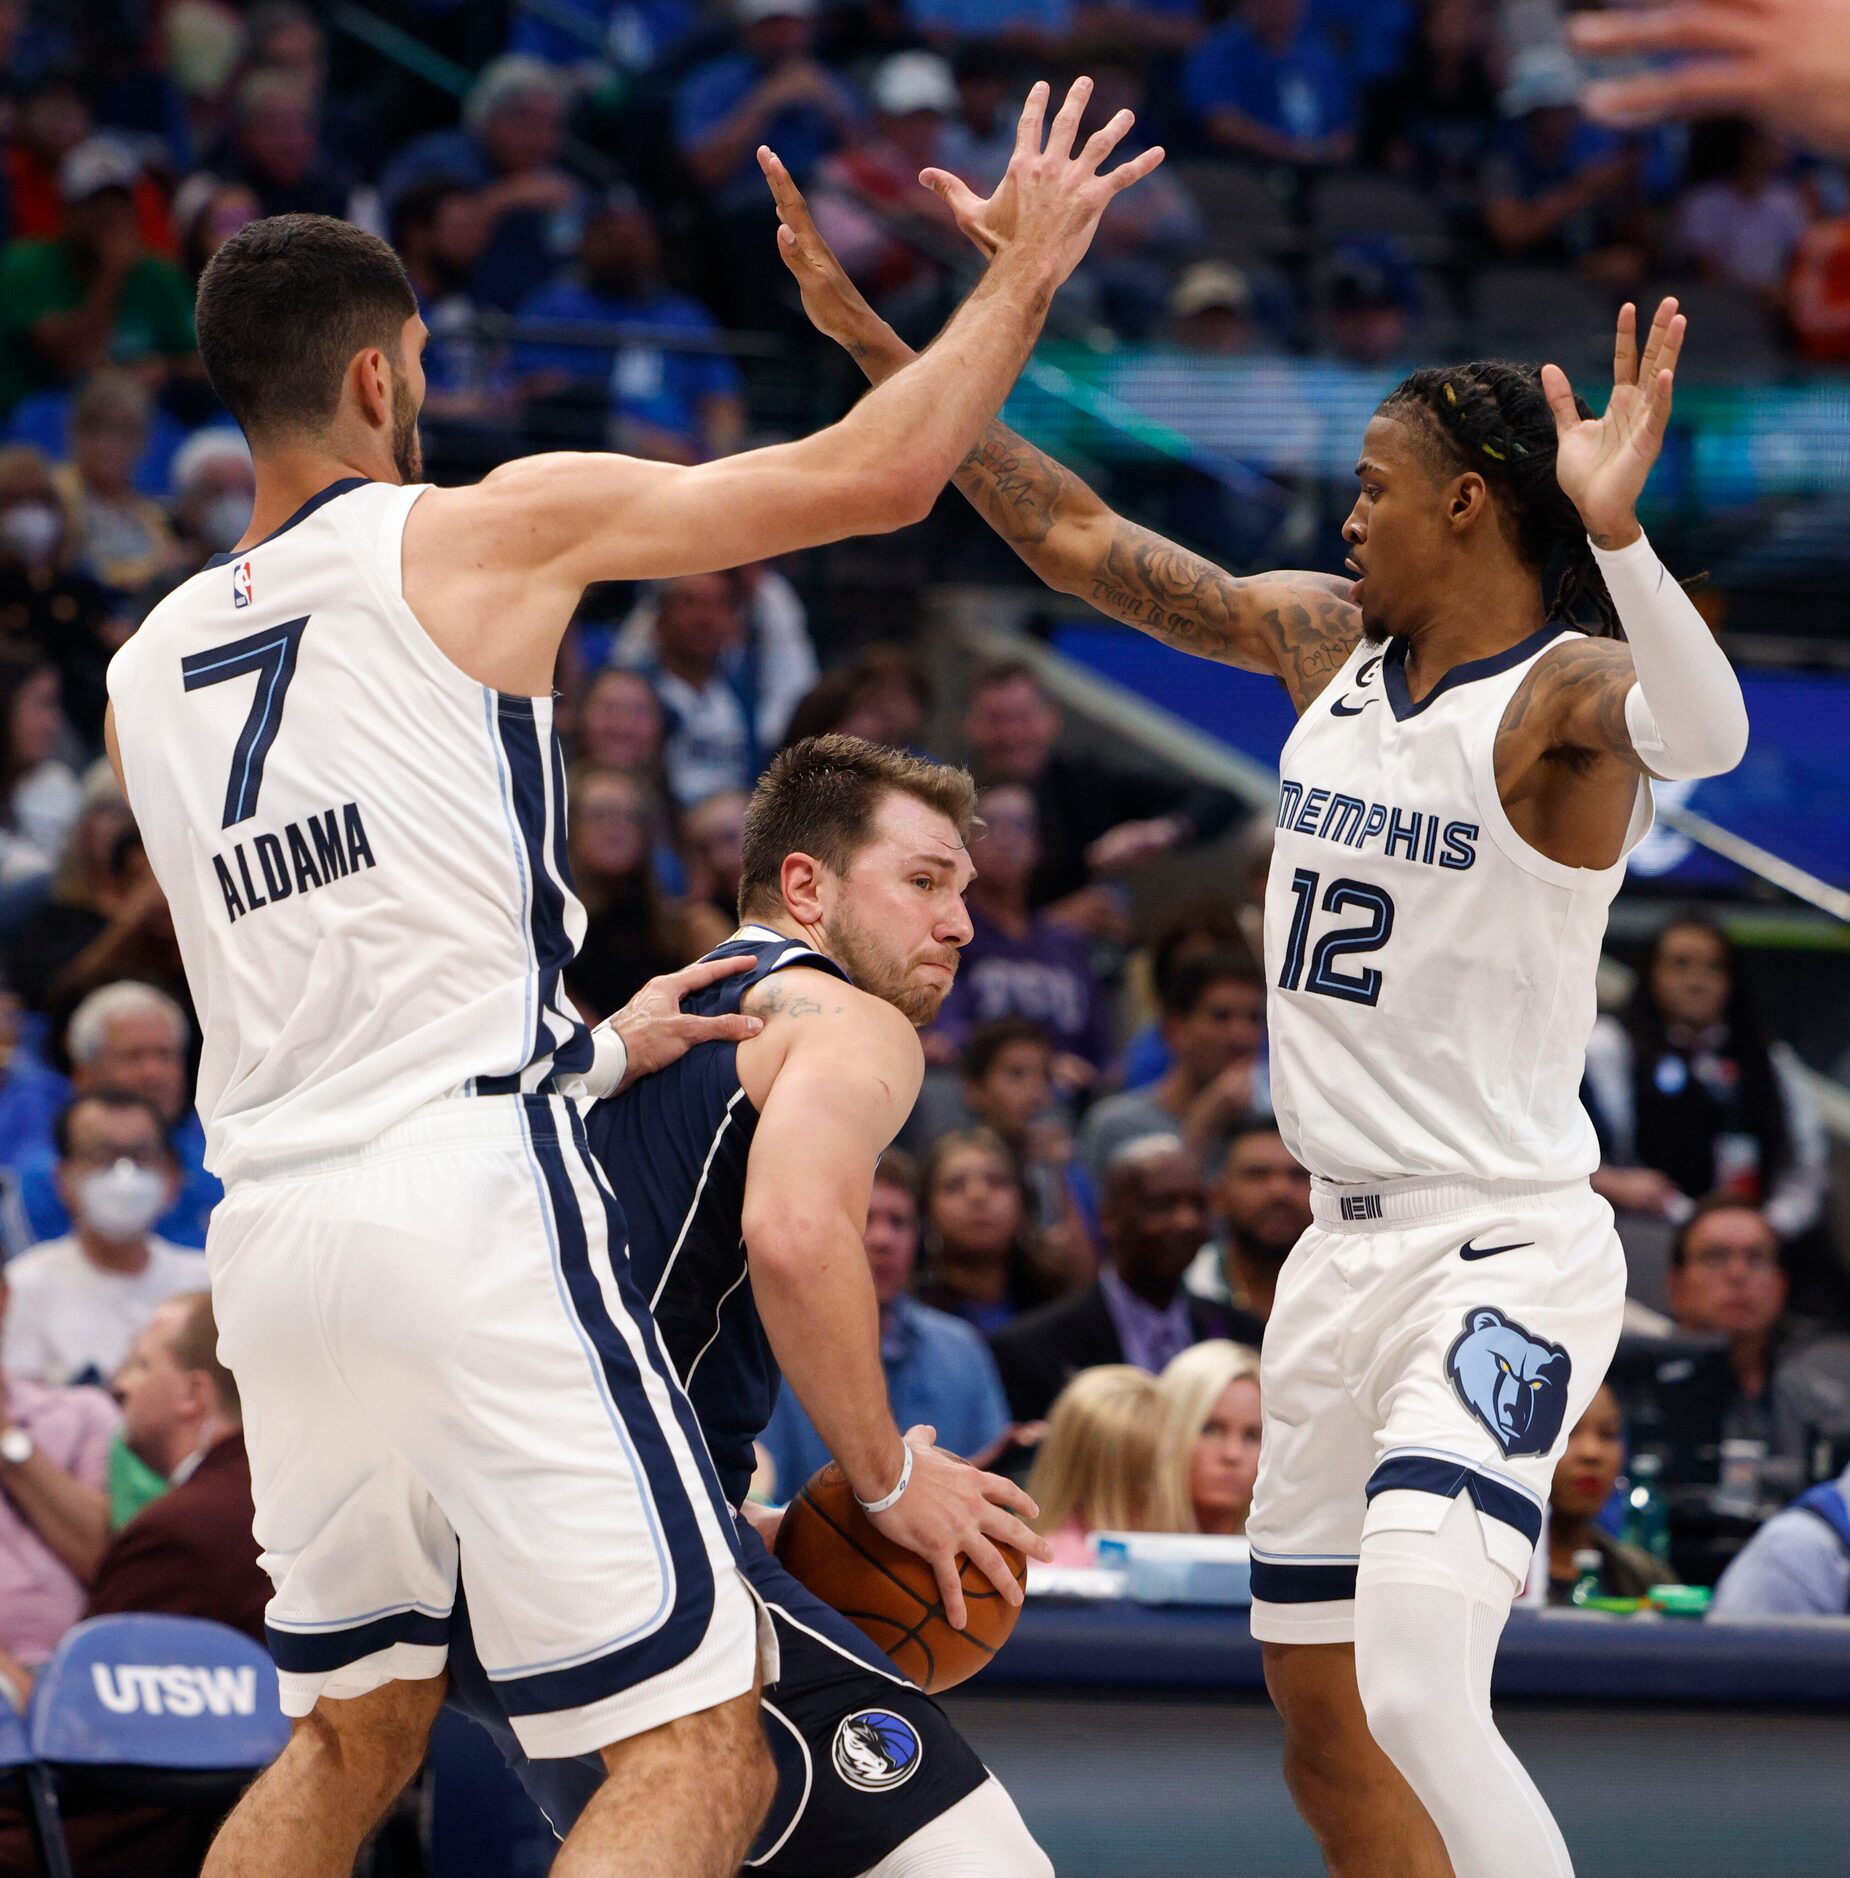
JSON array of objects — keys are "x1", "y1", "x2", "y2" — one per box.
[
  {"x1": 231, "y1": 1093, "x2": 572, "y2": 1186},
  {"x1": 1310, "y1": 1174, "x2": 1586, "y2": 1230}
]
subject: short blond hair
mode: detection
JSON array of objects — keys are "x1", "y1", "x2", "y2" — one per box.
[
  {"x1": 1152, "y1": 1340, "x2": 1261, "y2": 1532},
  {"x1": 1026, "y1": 1365, "x2": 1167, "y2": 1541}
]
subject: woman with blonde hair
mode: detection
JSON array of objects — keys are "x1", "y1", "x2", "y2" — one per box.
[
  {"x1": 1026, "y1": 1364, "x2": 1167, "y2": 1566},
  {"x1": 1156, "y1": 1340, "x2": 1263, "y2": 1536}
]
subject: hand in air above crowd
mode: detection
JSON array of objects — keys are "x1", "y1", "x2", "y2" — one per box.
[
  {"x1": 1543, "y1": 297, "x2": 1689, "y2": 548},
  {"x1": 1571, "y1": 0, "x2": 1850, "y2": 158}
]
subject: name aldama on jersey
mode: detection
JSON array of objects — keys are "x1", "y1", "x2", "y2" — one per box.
[
  {"x1": 212, "y1": 803, "x2": 376, "y2": 924},
  {"x1": 1275, "y1": 777, "x2": 1479, "y2": 872}
]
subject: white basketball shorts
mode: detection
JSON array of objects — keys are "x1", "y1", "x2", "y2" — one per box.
[
  {"x1": 207, "y1": 1093, "x2": 770, "y2": 1756},
  {"x1": 1247, "y1": 1174, "x2": 1626, "y2": 1645}
]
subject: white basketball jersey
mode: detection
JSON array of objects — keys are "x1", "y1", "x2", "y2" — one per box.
[
  {"x1": 1263, "y1": 626, "x2": 1652, "y2": 1186},
  {"x1": 107, "y1": 478, "x2": 590, "y2": 1182}
]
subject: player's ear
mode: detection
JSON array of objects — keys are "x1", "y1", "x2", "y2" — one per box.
[
  {"x1": 351, "y1": 346, "x2": 391, "y2": 431},
  {"x1": 1448, "y1": 471, "x2": 1488, "y2": 531},
  {"x1": 778, "y1": 848, "x2": 827, "y2": 926}
]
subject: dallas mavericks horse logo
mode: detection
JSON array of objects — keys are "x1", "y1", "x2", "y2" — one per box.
[
  {"x1": 832, "y1": 1710, "x2": 922, "y2": 1793},
  {"x1": 1446, "y1": 1307, "x2": 1572, "y2": 1458}
]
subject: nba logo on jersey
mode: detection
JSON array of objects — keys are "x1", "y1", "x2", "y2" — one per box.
[{"x1": 233, "y1": 560, "x2": 253, "y2": 609}]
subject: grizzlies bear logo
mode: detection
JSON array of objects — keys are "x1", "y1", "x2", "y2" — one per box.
[{"x1": 1446, "y1": 1307, "x2": 1572, "y2": 1458}]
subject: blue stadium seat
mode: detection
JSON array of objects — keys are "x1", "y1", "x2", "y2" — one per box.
[{"x1": 22, "y1": 1614, "x2": 289, "y2": 1869}]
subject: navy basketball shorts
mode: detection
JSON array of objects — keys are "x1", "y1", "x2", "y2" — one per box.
[
  {"x1": 1247, "y1": 1174, "x2": 1626, "y2": 1644},
  {"x1": 208, "y1": 1093, "x2": 767, "y2": 1755},
  {"x1": 446, "y1": 1518, "x2": 990, "y2": 1874}
]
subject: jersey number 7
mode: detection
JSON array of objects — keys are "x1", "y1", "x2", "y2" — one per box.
[{"x1": 181, "y1": 617, "x2": 310, "y2": 829}]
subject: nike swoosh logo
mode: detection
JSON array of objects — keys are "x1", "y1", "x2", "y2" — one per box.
[
  {"x1": 1330, "y1": 697, "x2": 1373, "y2": 717},
  {"x1": 1460, "y1": 1239, "x2": 1534, "y2": 1261}
]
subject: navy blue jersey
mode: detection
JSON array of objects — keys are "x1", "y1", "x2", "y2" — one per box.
[{"x1": 585, "y1": 924, "x2": 850, "y2": 1508}]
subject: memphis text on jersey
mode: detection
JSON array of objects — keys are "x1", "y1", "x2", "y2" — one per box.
[
  {"x1": 211, "y1": 802, "x2": 376, "y2": 924},
  {"x1": 1275, "y1": 777, "x2": 1479, "y2": 871}
]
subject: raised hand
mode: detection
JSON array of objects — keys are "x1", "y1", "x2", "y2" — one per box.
[
  {"x1": 920, "y1": 76, "x2": 1165, "y2": 289},
  {"x1": 758, "y1": 147, "x2": 891, "y2": 357},
  {"x1": 1542, "y1": 297, "x2": 1687, "y2": 548}
]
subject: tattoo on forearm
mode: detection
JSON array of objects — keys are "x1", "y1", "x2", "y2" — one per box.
[
  {"x1": 951, "y1": 420, "x2": 1362, "y2": 709},
  {"x1": 954, "y1": 424, "x2": 1068, "y2": 548}
]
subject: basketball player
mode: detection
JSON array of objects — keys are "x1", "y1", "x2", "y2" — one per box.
[
  {"x1": 447, "y1": 735, "x2": 1055, "y2": 1876},
  {"x1": 769, "y1": 171, "x2": 1749, "y2": 1878},
  {"x1": 101, "y1": 78, "x2": 1160, "y2": 1878}
]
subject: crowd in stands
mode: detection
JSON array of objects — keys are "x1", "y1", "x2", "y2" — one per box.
[{"x1": 3, "y1": 11, "x2": 1850, "y2": 1857}]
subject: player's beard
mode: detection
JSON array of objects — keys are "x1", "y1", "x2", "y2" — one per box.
[
  {"x1": 390, "y1": 361, "x2": 424, "y2": 482},
  {"x1": 824, "y1": 902, "x2": 957, "y2": 1028}
]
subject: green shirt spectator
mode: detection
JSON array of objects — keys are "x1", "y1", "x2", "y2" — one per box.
[{"x1": 0, "y1": 138, "x2": 196, "y2": 417}]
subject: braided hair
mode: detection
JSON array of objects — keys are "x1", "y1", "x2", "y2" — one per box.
[{"x1": 1380, "y1": 362, "x2": 1621, "y2": 636}]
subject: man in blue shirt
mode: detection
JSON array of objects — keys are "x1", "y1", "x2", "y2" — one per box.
[
  {"x1": 513, "y1": 188, "x2": 745, "y2": 462},
  {"x1": 1712, "y1": 1461, "x2": 1850, "y2": 1615},
  {"x1": 762, "y1": 1148, "x2": 1012, "y2": 1497},
  {"x1": 675, "y1": 0, "x2": 860, "y2": 216},
  {"x1": 1183, "y1": 0, "x2": 1358, "y2": 166}
]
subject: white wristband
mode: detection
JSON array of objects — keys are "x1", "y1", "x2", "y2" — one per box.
[
  {"x1": 855, "y1": 1443, "x2": 914, "y2": 1516},
  {"x1": 557, "y1": 1023, "x2": 629, "y2": 1103}
]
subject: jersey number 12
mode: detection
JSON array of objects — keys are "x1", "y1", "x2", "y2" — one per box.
[
  {"x1": 1278, "y1": 868, "x2": 1395, "y2": 1006},
  {"x1": 181, "y1": 617, "x2": 310, "y2": 829}
]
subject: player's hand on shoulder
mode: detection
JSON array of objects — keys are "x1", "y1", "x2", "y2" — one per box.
[
  {"x1": 866, "y1": 1424, "x2": 1053, "y2": 1631},
  {"x1": 611, "y1": 953, "x2": 763, "y2": 1090}
]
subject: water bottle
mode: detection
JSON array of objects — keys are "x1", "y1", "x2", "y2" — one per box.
[
  {"x1": 1621, "y1": 1452, "x2": 1672, "y2": 1564},
  {"x1": 1570, "y1": 1548, "x2": 1604, "y2": 1608}
]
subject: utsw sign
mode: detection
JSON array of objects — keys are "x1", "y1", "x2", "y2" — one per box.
[{"x1": 91, "y1": 1663, "x2": 260, "y2": 1717}]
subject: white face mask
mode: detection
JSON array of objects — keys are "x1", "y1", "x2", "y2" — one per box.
[
  {"x1": 198, "y1": 493, "x2": 252, "y2": 553},
  {"x1": 0, "y1": 501, "x2": 63, "y2": 569},
  {"x1": 76, "y1": 1159, "x2": 169, "y2": 1240}
]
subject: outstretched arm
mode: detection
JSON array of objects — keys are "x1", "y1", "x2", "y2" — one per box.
[
  {"x1": 1501, "y1": 299, "x2": 1748, "y2": 792},
  {"x1": 763, "y1": 158, "x2": 1363, "y2": 712}
]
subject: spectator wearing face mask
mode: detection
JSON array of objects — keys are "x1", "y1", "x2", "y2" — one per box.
[
  {"x1": 166, "y1": 427, "x2": 253, "y2": 568},
  {"x1": 14, "y1": 981, "x2": 221, "y2": 1250},
  {"x1": 0, "y1": 1091, "x2": 202, "y2": 1388}
]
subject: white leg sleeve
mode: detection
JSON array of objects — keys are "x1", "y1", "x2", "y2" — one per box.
[
  {"x1": 853, "y1": 1775, "x2": 1054, "y2": 1878},
  {"x1": 1353, "y1": 1495, "x2": 1574, "y2": 1878}
]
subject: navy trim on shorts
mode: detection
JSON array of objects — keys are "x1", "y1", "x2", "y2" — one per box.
[
  {"x1": 490, "y1": 1097, "x2": 720, "y2": 1718},
  {"x1": 1250, "y1": 1559, "x2": 1359, "y2": 1604},
  {"x1": 1365, "y1": 1453, "x2": 1544, "y2": 1547},
  {"x1": 267, "y1": 1607, "x2": 449, "y2": 1674}
]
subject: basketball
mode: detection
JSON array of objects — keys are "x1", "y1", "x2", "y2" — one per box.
[{"x1": 774, "y1": 1461, "x2": 1027, "y2": 1692}]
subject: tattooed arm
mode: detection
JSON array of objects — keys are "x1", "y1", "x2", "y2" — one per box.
[{"x1": 766, "y1": 161, "x2": 1362, "y2": 712}]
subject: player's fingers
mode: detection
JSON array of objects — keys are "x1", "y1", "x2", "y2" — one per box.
[
  {"x1": 669, "y1": 1012, "x2": 764, "y2": 1045},
  {"x1": 978, "y1": 1503, "x2": 1053, "y2": 1565},
  {"x1": 1046, "y1": 74, "x2": 1093, "y2": 162},
  {"x1": 1568, "y1": 4, "x2": 1767, "y2": 59},
  {"x1": 1077, "y1": 107, "x2": 1133, "y2": 176},
  {"x1": 1612, "y1": 300, "x2": 1637, "y2": 387},
  {"x1": 1581, "y1": 61, "x2": 1757, "y2": 129},
  {"x1": 1103, "y1": 144, "x2": 1166, "y2": 196},
  {"x1": 1637, "y1": 296, "x2": 1679, "y2": 384},
  {"x1": 1643, "y1": 365, "x2": 1677, "y2": 448},
  {"x1": 964, "y1": 1534, "x2": 1026, "y2": 1608},
  {"x1": 662, "y1": 952, "x2": 756, "y2": 997},
  {"x1": 1539, "y1": 362, "x2": 1581, "y2": 440},
  {"x1": 919, "y1": 168, "x2": 989, "y2": 242},
  {"x1": 1012, "y1": 79, "x2": 1049, "y2": 158},
  {"x1": 760, "y1": 149, "x2": 823, "y2": 242},
  {"x1": 931, "y1": 1551, "x2": 969, "y2": 1629},
  {"x1": 1654, "y1": 309, "x2": 1688, "y2": 387},
  {"x1": 975, "y1": 1468, "x2": 1039, "y2": 1523},
  {"x1": 903, "y1": 1424, "x2": 939, "y2": 1448}
]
